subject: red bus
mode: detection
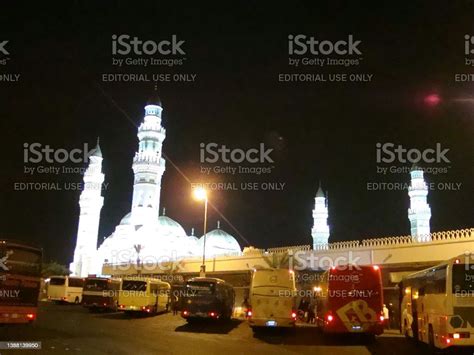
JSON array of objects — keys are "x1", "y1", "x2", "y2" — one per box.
[
  {"x1": 315, "y1": 265, "x2": 384, "y2": 336},
  {"x1": 0, "y1": 240, "x2": 42, "y2": 324}
]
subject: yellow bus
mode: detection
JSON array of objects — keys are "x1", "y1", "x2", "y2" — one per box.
[
  {"x1": 248, "y1": 268, "x2": 297, "y2": 331},
  {"x1": 118, "y1": 277, "x2": 170, "y2": 314},
  {"x1": 400, "y1": 254, "x2": 474, "y2": 350},
  {"x1": 47, "y1": 276, "x2": 84, "y2": 304}
]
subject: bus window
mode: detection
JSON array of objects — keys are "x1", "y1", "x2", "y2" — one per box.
[
  {"x1": 452, "y1": 264, "x2": 474, "y2": 294},
  {"x1": 50, "y1": 277, "x2": 66, "y2": 286},
  {"x1": 122, "y1": 280, "x2": 147, "y2": 292},
  {"x1": 424, "y1": 266, "x2": 446, "y2": 294},
  {"x1": 186, "y1": 282, "x2": 215, "y2": 296},
  {"x1": 84, "y1": 279, "x2": 108, "y2": 291},
  {"x1": 2, "y1": 247, "x2": 42, "y2": 276},
  {"x1": 68, "y1": 278, "x2": 84, "y2": 288}
]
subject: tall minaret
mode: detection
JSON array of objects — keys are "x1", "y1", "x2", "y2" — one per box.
[
  {"x1": 70, "y1": 139, "x2": 104, "y2": 276},
  {"x1": 130, "y1": 95, "x2": 166, "y2": 226},
  {"x1": 311, "y1": 182, "x2": 330, "y2": 247},
  {"x1": 408, "y1": 165, "x2": 431, "y2": 242}
]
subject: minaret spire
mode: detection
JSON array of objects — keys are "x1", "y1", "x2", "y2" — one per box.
[
  {"x1": 130, "y1": 96, "x2": 166, "y2": 225},
  {"x1": 311, "y1": 181, "x2": 330, "y2": 247},
  {"x1": 70, "y1": 139, "x2": 105, "y2": 277},
  {"x1": 408, "y1": 166, "x2": 431, "y2": 242}
]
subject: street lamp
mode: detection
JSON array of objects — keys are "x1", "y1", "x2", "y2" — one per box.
[{"x1": 193, "y1": 187, "x2": 208, "y2": 277}]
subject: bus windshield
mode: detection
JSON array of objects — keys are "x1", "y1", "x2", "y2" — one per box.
[
  {"x1": 84, "y1": 279, "x2": 109, "y2": 291},
  {"x1": 252, "y1": 270, "x2": 295, "y2": 289},
  {"x1": 186, "y1": 282, "x2": 215, "y2": 296},
  {"x1": 1, "y1": 246, "x2": 42, "y2": 276},
  {"x1": 0, "y1": 242, "x2": 42, "y2": 308},
  {"x1": 452, "y1": 264, "x2": 474, "y2": 293},
  {"x1": 50, "y1": 277, "x2": 66, "y2": 286},
  {"x1": 122, "y1": 280, "x2": 147, "y2": 291}
]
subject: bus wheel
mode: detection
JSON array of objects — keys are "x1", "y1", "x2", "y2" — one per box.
[
  {"x1": 364, "y1": 334, "x2": 376, "y2": 344},
  {"x1": 74, "y1": 297, "x2": 80, "y2": 305}
]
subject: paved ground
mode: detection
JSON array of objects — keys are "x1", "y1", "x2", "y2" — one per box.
[{"x1": 0, "y1": 302, "x2": 462, "y2": 354}]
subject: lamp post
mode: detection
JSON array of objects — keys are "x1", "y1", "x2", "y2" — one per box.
[{"x1": 193, "y1": 187, "x2": 208, "y2": 277}]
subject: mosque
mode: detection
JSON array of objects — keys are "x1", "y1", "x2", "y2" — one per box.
[
  {"x1": 69, "y1": 96, "x2": 432, "y2": 277},
  {"x1": 69, "y1": 96, "x2": 242, "y2": 277}
]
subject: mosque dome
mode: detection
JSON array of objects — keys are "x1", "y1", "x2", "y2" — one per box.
[
  {"x1": 157, "y1": 215, "x2": 187, "y2": 237},
  {"x1": 198, "y1": 221, "x2": 241, "y2": 256}
]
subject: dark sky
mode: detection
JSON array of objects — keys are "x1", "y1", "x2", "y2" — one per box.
[{"x1": 0, "y1": 2, "x2": 473, "y2": 264}]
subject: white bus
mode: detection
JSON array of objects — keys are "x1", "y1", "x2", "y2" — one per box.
[
  {"x1": 400, "y1": 254, "x2": 474, "y2": 350},
  {"x1": 47, "y1": 276, "x2": 84, "y2": 304},
  {"x1": 118, "y1": 277, "x2": 170, "y2": 314},
  {"x1": 248, "y1": 268, "x2": 297, "y2": 331}
]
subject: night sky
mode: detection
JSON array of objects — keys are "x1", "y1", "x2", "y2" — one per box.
[{"x1": 1, "y1": 2, "x2": 473, "y2": 264}]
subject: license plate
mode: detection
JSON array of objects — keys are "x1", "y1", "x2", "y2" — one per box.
[
  {"x1": 266, "y1": 320, "x2": 277, "y2": 327},
  {"x1": 352, "y1": 325, "x2": 362, "y2": 331}
]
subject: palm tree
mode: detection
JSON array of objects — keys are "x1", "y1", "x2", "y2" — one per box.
[{"x1": 262, "y1": 251, "x2": 290, "y2": 269}]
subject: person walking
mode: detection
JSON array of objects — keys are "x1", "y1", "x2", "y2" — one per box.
[{"x1": 383, "y1": 304, "x2": 390, "y2": 329}]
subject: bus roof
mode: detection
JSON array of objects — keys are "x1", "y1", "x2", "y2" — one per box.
[
  {"x1": 0, "y1": 240, "x2": 42, "y2": 252},
  {"x1": 122, "y1": 276, "x2": 170, "y2": 285},
  {"x1": 187, "y1": 277, "x2": 229, "y2": 285},
  {"x1": 403, "y1": 254, "x2": 469, "y2": 281}
]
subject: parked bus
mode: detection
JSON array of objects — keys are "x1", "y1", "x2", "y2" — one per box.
[
  {"x1": 181, "y1": 277, "x2": 235, "y2": 322},
  {"x1": 247, "y1": 269, "x2": 297, "y2": 330},
  {"x1": 118, "y1": 277, "x2": 170, "y2": 314},
  {"x1": 400, "y1": 254, "x2": 474, "y2": 350},
  {"x1": 82, "y1": 276, "x2": 121, "y2": 312},
  {"x1": 315, "y1": 265, "x2": 384, "y2": 336},
  {"x1": 47, "y1": 276, "x2": 84, "y2": 304},
  {"x1": 0, "y1": 240, "x2": 42, "y2": 324}
]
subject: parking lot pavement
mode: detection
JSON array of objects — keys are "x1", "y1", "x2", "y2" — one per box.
[{"x1": 0, "y1": 303, "x2": 444, "y2": 354}]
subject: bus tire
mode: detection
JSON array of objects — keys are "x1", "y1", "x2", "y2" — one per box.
[
  {"x1": 251, "y1": 326, "x2": 262, "y2": 334},
  {"x1": 364, "y1": 334, "x2": 376, "y2": 344}
]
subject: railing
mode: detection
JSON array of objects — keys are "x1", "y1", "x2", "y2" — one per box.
[{"x1": 293, "y1": 228, "x2": 474, "y2": 251}]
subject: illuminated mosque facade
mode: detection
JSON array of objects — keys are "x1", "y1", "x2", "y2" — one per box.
[{"x1": 70, "y1": 96, "x2": 432, "y2": 277}]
